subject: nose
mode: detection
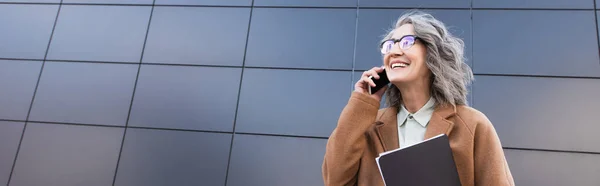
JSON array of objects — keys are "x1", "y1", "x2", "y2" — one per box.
[
  {"x1": 385, "y1": 44, "x2": 403, "y2": 66},
  {"x1": 388, "y1": 44, "x2": 404, "y2": 57}
]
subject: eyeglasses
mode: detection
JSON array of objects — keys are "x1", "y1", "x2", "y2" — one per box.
[{"x1": 380, "y1": 35, "x2": 421, "y2": 54}]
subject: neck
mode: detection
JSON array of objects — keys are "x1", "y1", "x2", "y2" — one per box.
[{"x1": 395, "y1": 79, "x2": 431, "y2": 113}]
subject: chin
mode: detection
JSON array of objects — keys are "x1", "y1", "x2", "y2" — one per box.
[
  {"x1": 390, "y1": 73, "x2": 422, "y2": 85},
  {"x1": 388, "y1": 77, "x2": 411, "y2": 84},
  {"x1": 387, "y1": 72, "x2": 409, "y2": 81}
]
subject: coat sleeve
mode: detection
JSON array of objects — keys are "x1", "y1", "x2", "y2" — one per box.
[
  {"x1": 322, "y1": 92, "x2": 381, "y2": 186},
  {"x1": 473, "y1": 113, "x2": 515, "y2": 186}
]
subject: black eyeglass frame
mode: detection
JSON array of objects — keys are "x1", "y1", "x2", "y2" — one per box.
[{"x1": 379, "y1": 35, "x2": 423, "y2": 54}]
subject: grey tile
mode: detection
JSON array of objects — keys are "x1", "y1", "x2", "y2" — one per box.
[
  {"x1": 0, "y1": 4, "x2": 58, "y2": 59},
  {"x1": 128, "y1": 65, "x2": 241, "y2": 132},
  {"x1": 355, "y1": 9, "x2": 472, "y2": 71},
  {"x1": 154, "y1": 0, "x2": 251, "y2": 6},
  {"x1": 359, "y1": 0, "x2": 470, "y2": 8},
  {"x1": 0, "y1": 121, "x2": 24, "y2": 186},
  {"x1": 245, "y1": 8, "x2": 355, "y2": 70},
  {"x1": 0, "y1": 0, "x2": 59, "y2": 2},
  {"x1": 474, "y1": 0, "x2": 592, "y2": 9},
  {"x1": 114, "y1": 129, "x2": 231, "y2": 186},
  {"x1": 473, "y1": 76, "x2": 600, "y2": 153},
  {"x1": 473, "y1": 10, "x2": 600, "y2": 77},
  {"x1": 47, "y1": 5, "x2": 151, "y2": 62},
  {"x1": 227, "y1": 134, "x2": 327, "y2": 186},
  {"x1": 142, "y1": 7, "x2": 251, "y2": 66},
  {"x1": 0, "y1": 60, "x2": 42, "y2": 120},
  {"x1": 62, "y1": 0, "x2": 153, "y2": 4},
  {"x1": 254, "y1": 0, "x2": 356, "y2": 7},
  {"x1": 29, "y1": 62, "x2": 137, "y2": 126},
  {"x1": 598, "y1": 12, "x2": 600, "y2": 48},
  {"x1": 505, "y1": 149, "x2": 600, "y2": 186},
  {"x1": 236, "y1": 69, "x2": 351, "y2": 137},
  {"x1": 9, "y1": 123, "x2": 123, "y2": 186}
]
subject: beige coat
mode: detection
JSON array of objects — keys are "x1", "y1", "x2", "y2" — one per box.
[{"x1": 322, "y1": 92, "x2": 515, "y2": 186}]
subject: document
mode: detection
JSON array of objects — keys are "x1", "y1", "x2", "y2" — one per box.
[{"x1": 375, "y1": 134, "x2": 461, "y2": 186}]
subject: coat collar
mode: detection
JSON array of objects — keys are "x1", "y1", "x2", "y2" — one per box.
[{"x1": 375, "y1": 103, "x2": 457, "y2": 152}]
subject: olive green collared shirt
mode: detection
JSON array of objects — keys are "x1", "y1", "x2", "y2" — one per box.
[{"x1": 397, "y1": 97, "x2": 436, "y2": 148}]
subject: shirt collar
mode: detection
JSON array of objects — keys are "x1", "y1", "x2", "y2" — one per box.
[{"x1": 397, "y1": 97, "x2": 436, "y2": 127}]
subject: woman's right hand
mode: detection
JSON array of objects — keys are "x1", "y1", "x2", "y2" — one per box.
[{"x1": 354, "y1": 66, "x2": 387, "y2": 102}]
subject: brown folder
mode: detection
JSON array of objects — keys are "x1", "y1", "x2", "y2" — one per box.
[{"x1": 375, "y1": 134, "x2": 461, "y2": 186}]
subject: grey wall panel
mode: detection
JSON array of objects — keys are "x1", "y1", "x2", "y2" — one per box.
[
  {"x1": 245, "y1": 8, "x2": 355, "y2": 70},
  {"x1": 142, "y1": 7, "x2": 250, "y2": 66},
  {"x1": 0, "y1": 60, "x2": 42, "y2": 120},
  {"x1": 226, "y1": 134, "x2": 327, "y2": 186},
  {"x1": 114, "y1": 129, "x2": 231, "y2": 186},
  {"x1": 505, "y1": 149, "x2": 600, "y2": 186},
  {"x1": 598, "y1": 12, "x2": 600, "y2": 43},
  {"x1": 29, "y1": 62, "x2": 137, "y2": 126},
  {"x1": 355, "y1": 9, "x2": 472, "y2": 71},
  {"x1": 473, "y1": 10, "x2": 600, "y2": 77},
  {"x1": 236, "y1": 69, "x2": 351, "y2": 137},
  {"x1": 128, "y1": 65, "x2": 241, "y2": 132},
  {"x1": 0, "y1": 4, "x2": 58, "y2": 59},
  {"x1": 154, "y1": 0, "x2": 251, "y2": 6},
  {"x1": 359, "y1": 0, "x2": 470, "y2": 8},
  {"x1": 9, "y1": 123, "x2": 123, "y2": 186},
  {"x1": 254, "y1": 0, "x2": 356, "y2": 7},
  {"x1": 46, "y1": 5, "x2": 151, "y2": 62},
  {"x1": 0, "y1": 0, "x2": 597, "y2": 184},
  {"x1": 62, "y1": 0, "x2": 153, "y2": 4},
  {"x1": 0, "y1": 121, "x2": 24, "y2": 186},
  {"x1": 474, "y1": 0, "x2": 592, "y2": 9},
  {"x1": 0, "y1": 0, "x2": 59, "y2": 2},
  {"x1": 473, "y1": 76, "x2": 600, "y2": 152}
]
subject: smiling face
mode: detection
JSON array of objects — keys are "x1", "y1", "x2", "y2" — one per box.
[{"x1": 382, "y1": 24, "x2": 431, "y2": 86}]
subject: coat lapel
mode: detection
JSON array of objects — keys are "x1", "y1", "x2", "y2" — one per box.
[
  {"x1": 424, "y1": 104, "x2": 457, "y2": 139},
  {"x1": 375, "y1": 107, "x2": 399, "y2": 151}
]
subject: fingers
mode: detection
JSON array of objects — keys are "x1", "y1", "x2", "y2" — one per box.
[
  {"x1": 362, "y1": 66, "x2": 385, "y2": 79},
  {"x1": 375, "y1": 65, "x2": 385, "y2": 73},
  {"x1": 354, "y1": 79, "x2": 367, "y2": 93},
  {"x1": 361, "y1": 76, "x2": 376, "y2": 88},
  {"x1": 355, "y1": 66, "x2": 386, "y2": 93},
  {"x1": 356, "y1": 77, "x2": 372, "y2": 88},
  {"x1": 360, "y1": 66, "x2": 385, "y2": 87}
]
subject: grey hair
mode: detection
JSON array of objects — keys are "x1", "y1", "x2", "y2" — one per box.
[{"x1": 382, "y1": 10, "x2": 474, "y2": 108}]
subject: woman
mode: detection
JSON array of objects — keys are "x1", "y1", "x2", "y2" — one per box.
[{"x1": 322, "y1": 10, "x2": 514, "y2": 186}]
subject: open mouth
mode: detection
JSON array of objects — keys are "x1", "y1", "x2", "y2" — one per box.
[{"x1": 390, "y1": 60, "x2": 410, "y2": 69}]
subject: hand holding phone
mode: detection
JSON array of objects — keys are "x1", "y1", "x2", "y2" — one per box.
[
  {"x1": 354, "y1": 66, "x2": 389, "y2": 102},
  {"x1": 368, "y1": 69, "x2": 390, "y2": 95}
]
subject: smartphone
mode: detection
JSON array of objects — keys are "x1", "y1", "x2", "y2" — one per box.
[{"x1": 368, "y1": 69, "x2": 390, "y2": 94}]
